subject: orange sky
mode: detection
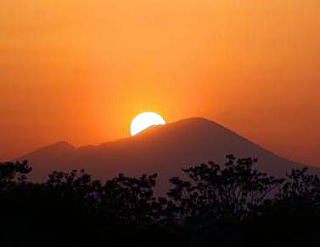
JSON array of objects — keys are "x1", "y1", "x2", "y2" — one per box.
[{"x1": 1, "y1": 0, "x2": 320, "y2": 166}]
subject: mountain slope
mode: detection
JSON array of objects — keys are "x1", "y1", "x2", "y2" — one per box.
[{"x1": 18, "y1": 118, "x2": 313, "y2": 186}]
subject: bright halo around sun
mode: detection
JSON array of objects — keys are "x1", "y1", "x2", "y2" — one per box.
[{"x1": 130, "y1": 112, "x2": 166, "y2": 136}]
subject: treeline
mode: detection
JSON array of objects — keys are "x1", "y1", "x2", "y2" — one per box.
[{"x1": 0, "y1": 155, "x2": 319, "y2": 247}]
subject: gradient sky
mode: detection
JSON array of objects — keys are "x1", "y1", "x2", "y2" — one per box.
[{"x1": 1, "y1": 0, "x2": 320, "y2": 166}]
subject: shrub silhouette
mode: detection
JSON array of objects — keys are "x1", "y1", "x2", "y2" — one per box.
[
  {"x1": 0, "y1": 157, "x2": 319, "y2": 247},
  {"x1": 0, "y1": 160, "x2": 31, "y2": 182},
  {"x1": 167, "y1": 155, "x2": 283, "y2": 224}
]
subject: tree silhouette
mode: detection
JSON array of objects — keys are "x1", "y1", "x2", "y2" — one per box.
[
  {"x1": 0, "y1": 157, "x2": 319, "y2": 247},
  {"x1": 0, "y1": 160, "x2": 31, "y2": 182},
  {"x1": 97, "y1": 173, "x2": 158, "y2": 225},
  {"x1": 167, "y1": 155, "x2": 283, "y2": 224}
]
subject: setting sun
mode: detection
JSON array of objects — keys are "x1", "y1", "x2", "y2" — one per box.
[{"x1": 130, "y1": 112, "x2": 166, "y2": 136}]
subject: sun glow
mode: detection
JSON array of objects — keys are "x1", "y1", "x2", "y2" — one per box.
[{"x1": 130, "y1": 112, "x2": 166, "y2": 136}]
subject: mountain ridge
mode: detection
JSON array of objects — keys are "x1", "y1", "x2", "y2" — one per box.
[{"x1": 17, "y1": 118, "x2": 316, "y2": 188}]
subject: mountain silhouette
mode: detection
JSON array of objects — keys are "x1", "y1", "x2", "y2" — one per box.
[{"x1": 18, "y1": 118, "x2": 315, "y2": 190}]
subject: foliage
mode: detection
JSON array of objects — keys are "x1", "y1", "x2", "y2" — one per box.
[
  {"x1": 0, "y1": 156, "x2": 319, "y2": 247},
  {"x1": 167, "y1": 155, "x2": 283, "y2": 223}
]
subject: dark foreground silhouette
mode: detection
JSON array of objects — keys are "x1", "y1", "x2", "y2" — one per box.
[{"x1": 0, "y1": 155, "x2": 319, "y2": 247}]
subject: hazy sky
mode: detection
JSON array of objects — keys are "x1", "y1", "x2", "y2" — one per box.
[{"x1": 1, "y1": 0, "x2": 320, "y2": 166}]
